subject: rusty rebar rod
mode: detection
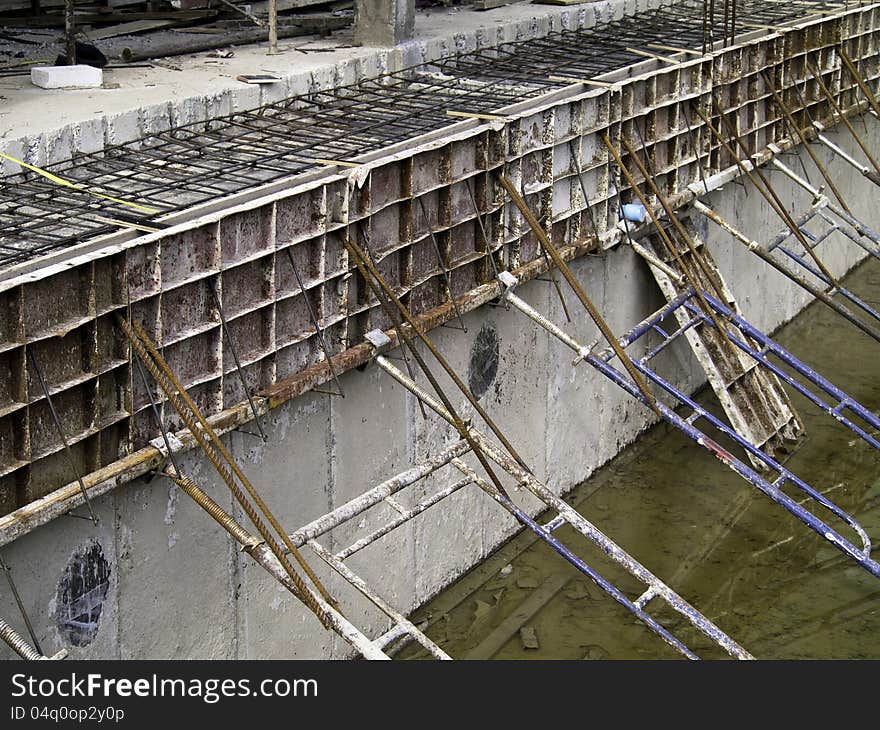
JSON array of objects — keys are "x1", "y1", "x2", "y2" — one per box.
[
  {"x1": 0, "y1": 616, "x2": 42, "y2": 660},
  {"x1": 602, "y1": 137, "x2": 737, "y2": 353},
  {"x1": 165, "y1": 469, "x2": 389, "y2": 660},
  {"x1": 64, "y1": 0, "x2": 75, "y2": 66},
  {"x1": 839, "y1": 47, "x2": 880, "y2": 121},
  {"x1": 347, "y1": 229, "x2": 534, "y2": 477},
  {"x1": 696, "y1": 100, "x2": 843, "y2": 290},
  {"x1": 762, "y1": 70, "x2": 855, "y2": 217},
  {"x1": 118, "y1": 317, "x2": 338, "y2": 625},
  {"x1": 208, "y1": 278, "x2": 271, "y2": 437},
  {"x1": 618, "y1": 135, "x2": 730, "y2": 305},
  {"x1": 498, "y1": 173, "x2": 661, "y2": 417}
]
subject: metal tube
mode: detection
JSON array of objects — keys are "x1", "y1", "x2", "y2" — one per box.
[
  {"x1": 603, "y1": 136, "x2": 737, "y2": 352},
  {"x1": 809, "y1": 61, "x2": 880, "y2": 179},
  {"x1": 813, "y1": 132, "x2": 869, "y2": 177},
  {"x1": 288, "y1": 440, "x2": 470, "y2": 548},
  {"x1": 683, "y1": 294, "x2": 880, "y2": 451},
  {"x1": 119, "y1": 318, "x2": 338, "y2": 624},
  {"x1": 336, "y1": 476, "x2": 473, "y2": 560},
  {"x1": 268, "y1": 0, "x2": 278, "y2": 54},
  {"x1": 762, "y1": 70, "x2": 854, "y2": 217},
  {"x1": 307, "y1": 540, "x2": 451, "y2": 660},
  {"x1": 283, "y1": 248, "x2": 344, "y2": 398},
  {"x1": 697, "y1": 100, "x2": 844, "y2": 289},
  {"x1": 629, "y1": 239, "x2": 686, "y2": 286}
]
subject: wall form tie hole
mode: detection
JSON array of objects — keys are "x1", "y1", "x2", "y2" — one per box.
[
  {"x1": 468, "y1": 323, "x2": 500, "y2": 401},
  {"x1": 56, "y1": 539, "x2": 111, "y2": 648}
]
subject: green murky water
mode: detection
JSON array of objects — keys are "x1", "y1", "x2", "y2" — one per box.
[{"x1": 401, "y1": 259, "x2": 880, "y2": 660}]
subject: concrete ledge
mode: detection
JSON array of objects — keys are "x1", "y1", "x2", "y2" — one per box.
[
  {"x1": 0, "y1": 0, "x2": 663, "y2": 177},
  {"x1": 31, "y1": 65, "x2": 103, "y2": 90}
]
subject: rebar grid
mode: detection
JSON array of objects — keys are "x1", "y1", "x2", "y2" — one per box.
[{"x1": 0, "y1": 0, "x2": 844, "y2": 267}]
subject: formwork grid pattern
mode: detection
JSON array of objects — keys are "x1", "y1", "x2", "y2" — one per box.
[{"x1": 0, "y1": 1, "x2": 877, "y2": 516}]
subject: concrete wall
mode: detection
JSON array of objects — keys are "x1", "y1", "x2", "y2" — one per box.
[{"x1": 1, "y1": 117, "x2": 875, "y2": 658}]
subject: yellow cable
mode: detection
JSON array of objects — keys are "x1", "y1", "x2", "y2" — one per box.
[{"x1": 0, "y1": 151, "x2": 161, "y2": 214}]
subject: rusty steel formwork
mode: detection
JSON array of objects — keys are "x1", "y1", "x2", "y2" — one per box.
[{"x1": 0, "y1": 1, "x2": 878, "y2": 535}]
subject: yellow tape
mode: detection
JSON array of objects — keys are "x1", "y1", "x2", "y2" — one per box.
[{"x1": 0, "y1": 151, "x2": 161, "y2": 214}]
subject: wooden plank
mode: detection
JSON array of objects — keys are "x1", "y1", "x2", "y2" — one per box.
[
  {"x1": 446, "y1": 110, "x2": 505, "y2": 121},
  {"x1": 532, "y1": 0, "x2": 602, "y2": 6},
  {"x1": 464, "y1": 572, "x2": 570, "y2": 659},
  {"x1": 548, "y1": 74, "x2": 613, "y2": 88},
  {"x1": 86, "y1": 19, "x2": 177, "y2": 41},
  {"x1": 473, "y1": 0, "x2": 514, "y2": 10}
]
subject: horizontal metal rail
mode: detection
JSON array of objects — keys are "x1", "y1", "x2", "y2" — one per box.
[{"x1": 498, "y1": 273, "x2": 880, "y2": 580}]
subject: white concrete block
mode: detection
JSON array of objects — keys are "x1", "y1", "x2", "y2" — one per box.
[{"x1": 31, "y1": 65, "x2": 102, "y2": 90}]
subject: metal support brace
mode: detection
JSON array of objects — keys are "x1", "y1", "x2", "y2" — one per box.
[
  {"x1": 498, "y1": 271, "x2": 880, "y2": 581},
  {"x1": 371, "y1": 350, "x2": 752, "y2": 660}
]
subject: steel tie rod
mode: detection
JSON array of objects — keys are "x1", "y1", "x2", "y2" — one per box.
[{"x1": 498, "y1": 173, "x2": 662, "y2": 417}]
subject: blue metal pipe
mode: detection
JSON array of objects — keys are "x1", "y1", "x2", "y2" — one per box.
[
  {"x1": 585, "y1": 350, "x2": 880, "y2": 578},
  {"x1": 696, "y1": 293, "x2": 880, "y2": 448},
  {"x1": 493, "y1": 493, "x2": 700, "y2": 659}
]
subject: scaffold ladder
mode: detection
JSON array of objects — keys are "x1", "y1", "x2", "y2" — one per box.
[
  {"x1": 497, "y1": 271, "x2": 880, "y2": 581},
  {"x1": 638, "y1": 225, "x2": 804, "y2": 466},
  {"x1": 356, "y1": 341, "x2": 752, "y2": 660}
]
